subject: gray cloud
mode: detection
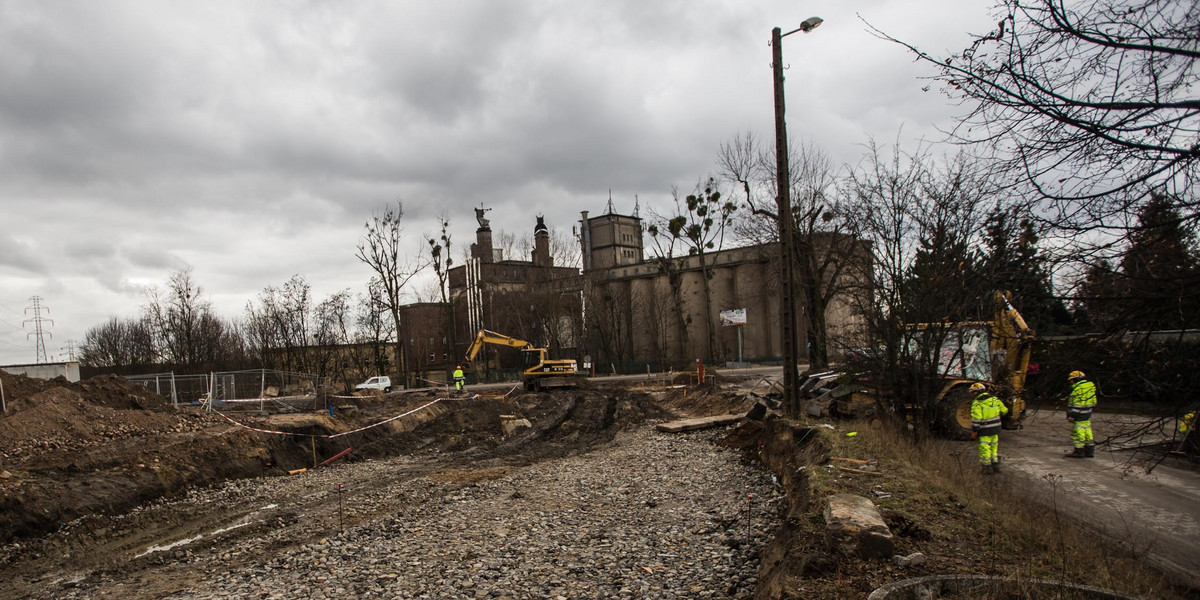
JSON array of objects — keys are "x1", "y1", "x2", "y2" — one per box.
[
  {"x1": 0, "y1": 0, "x2": 998, "y2": 364},
  {"x1": 0, "y1": 233, "x2": 45, "y2": 273}
]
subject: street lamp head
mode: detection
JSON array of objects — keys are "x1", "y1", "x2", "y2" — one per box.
[{"x1": 779, "y1": 17, "x2": 824, "y2": 38}]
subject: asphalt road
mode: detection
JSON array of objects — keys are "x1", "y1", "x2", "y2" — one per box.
[{"x1": 1000, "y1": 409, "x2": 1200, "y2": 589}]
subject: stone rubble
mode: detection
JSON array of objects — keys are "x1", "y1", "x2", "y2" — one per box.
[{"x1": 57, "y1": 426, "x2": 779, "y2": 599}]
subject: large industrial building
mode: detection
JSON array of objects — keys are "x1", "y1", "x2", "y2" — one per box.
[{"x1": 442, "y1": 201, "x2": 868, "y2": 379}]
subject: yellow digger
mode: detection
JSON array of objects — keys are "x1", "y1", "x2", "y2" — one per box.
[
  {"x1": 833, "y1": 291, "x2": 1034, "y2": 439},
  {"x1": 464, "y1": 329, "x2": 583, "y2": 391},
  {"x1": 925, "y1": 291, "x2": 1035, "y2": 439}
]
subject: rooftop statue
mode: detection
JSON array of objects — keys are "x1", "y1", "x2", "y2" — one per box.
[{"x1": 475, "y1": 206, "x2": 492, "y2": 229}]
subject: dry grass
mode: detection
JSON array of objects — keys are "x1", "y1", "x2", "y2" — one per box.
[{"x1": 788, "y1": 417, "x2": 1185, "y2": 599}]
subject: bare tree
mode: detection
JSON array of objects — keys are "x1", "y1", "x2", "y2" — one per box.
[
  {"x1": 494, "y1": 230, "x2": 520, "y2": 263},
  {"x1": 355, "y1": 201, "x2": 427, "y2": 387},
  {"x1": 647, "y1": 180, "x2": 737, "y2": 362},
  {"x1": 425, "y1": 214, "x2": 456, "y2": 361},
  {"x1": 869, "y1": 0, "x2": 1199, "y2": 231},
  {"x1": 244, "y1": 275, "x2": 314, "y2": 373},
  {"x1": 874, "y1": 0, "x2": 1200, "y2": 452},
  {"x1": 842, "y1": 139, "x2": 926, "y2": 375},
  {"x1": 843, "y1": 140, "x2": 1009, "y2": 433},
  {"x1": 144, "y1": 268, "x2": 217, "y2": 369},
  {"x1": 549, "y1": 227, "x2": 582, "y2": 270},
  {"x1": 314, "y1": 289, "x2": 354, "y2": 386},
  {"x1": 585, "y1": 283, "x2": 633, "y2": 371},
  {"x1": 80, "y1": 316, "x2": 157, "y2": 370},
  {"x1": 719, "y1": 131, "x2": 772, "y2": 245},
  {"x1": 645, "y1": 211, "x2": 692, "y2": 360},
  {"x1": 350, "y1": 282, "x2": 394, "y2": 381},
  {"x1": 193, "y1": 312, "x2": 248, "y2": 371},
  {"x1": 718, "y1": 133, "x2": 859, "y2": 367},
  {"x1": 636, "y1": 281, "x2": 676, "y2": 370},
  {"x1": 84, "y1": 270, "x2": 244, "y2": 374}
]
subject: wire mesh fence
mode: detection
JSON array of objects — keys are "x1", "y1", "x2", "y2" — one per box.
[
  {"x1": 126, "y1": 369, "x2": 328, "y2": 413},
  {"x1": 125, "y1": 373, "x2": 211, "y2": 406}
]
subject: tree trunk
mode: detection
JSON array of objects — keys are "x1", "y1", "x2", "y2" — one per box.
[
  {"x1": 699, "y1": 252, "x2": 717, "y2": 363},
  {"x1": 795, "y1": 234, "x2": 830, "y2": 369}
]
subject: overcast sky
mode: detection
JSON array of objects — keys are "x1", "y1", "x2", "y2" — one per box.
[{"x1": 0, "y1": 0, "x2": 998, "y2": 365}]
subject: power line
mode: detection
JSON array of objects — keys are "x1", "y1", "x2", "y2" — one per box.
[
  {"x1": 62, "y1": 339, "x2": 78, "y2": 361},
  {"x1": 0, "y1": 300, "x2": 22, "y2": 316},
  {"x1": 24, "y1": 296, "x2": 53, "y2": 364}
]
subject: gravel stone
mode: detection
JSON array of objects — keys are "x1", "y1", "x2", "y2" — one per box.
[{"x1": 132, "y1": 425, "x2": 779, "y2": 599}]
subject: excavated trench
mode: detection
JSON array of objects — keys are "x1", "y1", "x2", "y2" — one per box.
[
  {"x1": 0, "y1": 380, "x2": 696, "y2": 600},
  {"x1": 0, "y1": 379, "x2": 672, "y2": 550},
  {"x1": 4, "y1": 372, "x2": 1178, "y2": 599}
]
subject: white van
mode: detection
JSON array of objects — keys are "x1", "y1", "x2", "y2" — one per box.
[{"x1": 355, "y1": 376, "x2": 393, "y2": 393}]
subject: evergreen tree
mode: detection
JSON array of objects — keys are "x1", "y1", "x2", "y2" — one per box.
[
  {"x1": 980, "y1": 207, "x2": 1069, "y2": 332},
  {"x1": 1077, "y1": 258, "x2": 1121, "y2": 330},
  {"x1": 1118, "y1": 193, "x2": 1200, "y2": 330},
  {"x1": 902, "y1": 219, "x2": 983, "y2": 322}
]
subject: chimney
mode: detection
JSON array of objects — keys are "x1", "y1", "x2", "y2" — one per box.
[
  {"x1": 579, "y1": 211, "x2": 592, "y2": 272},
  {"x1": 533, "y1": 216, "x2": 551, "y2": 267}
]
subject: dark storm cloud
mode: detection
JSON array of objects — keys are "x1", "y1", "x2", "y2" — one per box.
[
  {"x1": 0, "y1": 5, "x2": 152, "y2": 128},
  {"x1": 0, "y1": 0, "x2": 999, "y2": 365}
]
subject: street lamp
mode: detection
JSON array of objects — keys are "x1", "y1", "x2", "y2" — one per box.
[{"x1": 772, "y1": 17, "x2": 822, "y2": 417}]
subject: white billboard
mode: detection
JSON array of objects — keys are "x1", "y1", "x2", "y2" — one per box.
[{"x1": 720, "y1": 308, "x2": 747, "y2": 326}]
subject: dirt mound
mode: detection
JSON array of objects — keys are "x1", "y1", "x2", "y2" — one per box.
[
  {"x1": 76, "y1": 374, "x2": 170, "y2": 411},
  {"x1": 0, "y1": 388, "x2": 181, "y2": 457},
  {"x1": 0, "y1": 372, "x2": 236, "y2": 541},
  {"x1": 656, "y1": 386, "x2": 758, "y2": 417},
  {"x1": 0, "y1": 371, "x2": 50, "y2": 411},
  {"x1": 0, "y1": 372, "x2": 168, "y2": 414},
  {"x1": 0, "y1": 373, "x2": 183, "y2": 460}
]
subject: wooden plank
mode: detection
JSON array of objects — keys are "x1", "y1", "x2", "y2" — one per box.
[
  {"x1": 655, "y1": 414, "x2": 743, "y2": 433},
  {"x1": 837, "y1": 466, "x2": 883, "y2": 476}
]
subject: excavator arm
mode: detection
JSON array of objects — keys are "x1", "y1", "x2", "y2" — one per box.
[
  {"x1": 992, "y1": 291, "x2": 1035, "y2": 399},
  {"x1": 464, "y1": 329, "x2": 541, "y2": 363},
  {"x1": 463, "y1": 328, "x2": 578, "y2": 390}
]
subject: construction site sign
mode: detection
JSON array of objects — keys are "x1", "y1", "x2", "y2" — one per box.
[{"x1": 720, "y1": 308, "x2": 747, "y2": 326}]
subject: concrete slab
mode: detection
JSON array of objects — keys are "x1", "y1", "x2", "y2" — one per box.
[
  {"x1": 655, "y1": 414, "x2": 742, "y2": 433},
  {"x1": 823, "y1": 493, "x2": 895, "y2": 558}
]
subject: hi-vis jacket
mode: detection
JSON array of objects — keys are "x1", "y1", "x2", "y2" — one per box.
[
  {"x1": 971, "y1": 392, "x2": 1008, "y2": 436},
  {"x1": 1067, "y1": 379, "x2": 1097, "y2": 421}
]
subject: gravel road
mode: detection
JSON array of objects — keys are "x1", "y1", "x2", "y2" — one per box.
[
  {"x1": 33, "y1": 425, "x2": 778, "y2": 600},
  {"x1": 1001, "y1": 409, "x2": 1200, "y2": 589}
]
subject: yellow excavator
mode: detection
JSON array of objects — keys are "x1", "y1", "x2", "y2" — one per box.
[
  {"x1": 922, "y1": 290, "x2": 1035, "y2": 438},
  {"x1": 464, "y1": 329, "x2": 583, "y2": 391},
  {"x1": 834, "y1": 291, "x2": 1034, "y2": 439}
]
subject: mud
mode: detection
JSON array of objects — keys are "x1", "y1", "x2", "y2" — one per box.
[
  {"x1": 4, "y1": 368, "x2": 1186, "y2": 599},
  {"x1": 0, "y1": 370, "x2": 753, "y2": 599}
]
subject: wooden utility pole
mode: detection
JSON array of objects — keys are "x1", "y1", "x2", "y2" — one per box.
[{"x1": 772, "y1": 26, "x2": 800, "y2": 416}]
